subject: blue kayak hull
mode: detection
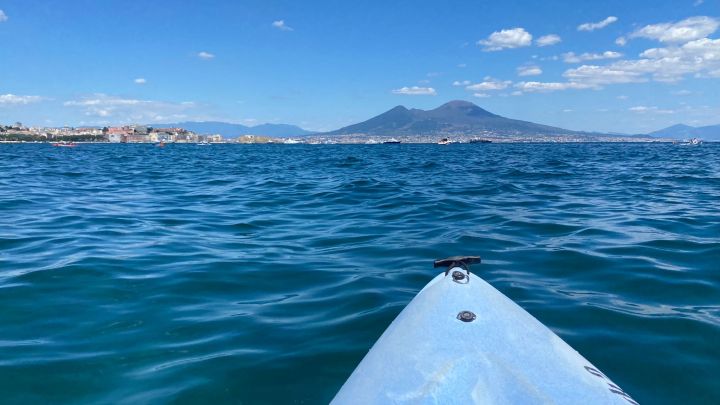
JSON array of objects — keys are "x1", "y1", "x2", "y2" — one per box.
[{"x1": 332, "y1": 270, "x2": 637, "y2": 404}]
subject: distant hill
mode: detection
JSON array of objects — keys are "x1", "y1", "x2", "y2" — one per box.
[
  {"x1": 147, "y1": 121, "x2": 312, "y2": 137},
  {"x1": 649, "y1": 124, "x2": 720, "y2": 141},
  {"x1": 325, "y1": 100, "x2": 599, "y2": 137}
]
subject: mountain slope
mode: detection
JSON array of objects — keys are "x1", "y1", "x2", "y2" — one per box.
[
  {"x1": 148, "y1": 121, "x2": 312, "y2": 137},
  {"x1": 325, "y1": 100, "x2": 590, "y2": 137},
  {"x1": 649, "y1": 124, "x2": 720, "y2": 140}
]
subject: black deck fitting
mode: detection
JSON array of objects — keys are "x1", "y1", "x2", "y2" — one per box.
[{"x1": 433, "y1": 256, "x2": 482, "y2": 276}]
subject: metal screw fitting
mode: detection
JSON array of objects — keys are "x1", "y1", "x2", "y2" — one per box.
[
  {"x1": 457, "y1": 311, "x2": 476, "y2": 322},
  {"x1": 452, "y1": 271, "x2": 466, "y2": 281}
]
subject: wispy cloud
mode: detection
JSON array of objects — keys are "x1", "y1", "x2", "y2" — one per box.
[
  {"x1": 535, "y1": 34, "x2": 561, "y2": 47},
  {"x1": 671, "y1": 89, "x2": 692, "y2": 95},
  {"x1": 391, "y1": 86, "x2": 437, "y2": 95},
  {"x1": 272, "y1": 20, "x2": 293, "y2": 31},
  {"x1": 628, "y1": 105, "x2": 674, "y2": 114},
  {"x1": 615, "y1": 37, "x2": 627, "y2": 46},
  {"x1": 197, "y1": 51, "x2": 215, "y2": 60},
  {"x1": 630, "y1": 16, "x2": 719, "y2": 43},
  {"x1": 478, "y1": 28, "x2": 532, "y2": 51},
  {"x1": 452, "y1": 80, "x2": 471, "y2": 86},
  {"x1": 134, "y1": 78, "x2": 147, "y2": 84},
  {"x1": 63, "y1": 94, "x2": 199, "y2": 123},
  {"x1": 578, "y1": 16, "x2": 618, "y2": 32},
  {"x1": 0, "y1": 10, "x2": 7, "y2": 22},
  {"x1": 562, "y1": 51, "x2": 623, "y2": 63},
  {"x1": 514, "y1": 81, "x2": 596, "y2": 93},
  {"x1": 517, "y1": 65, "x2": 543, "y2": 76},
  {"x1": 563, "y1": 36, "x2": 720, "y2": 85},
  {"x1": 473, "y1": 93, "x2": 491, "y2": 98},
  {"x1": 466, "y1": 77, "x2": 512, "y2": 91},
  {"x1": 0, "y1": 94, "x2": 44, "y2": 105}
]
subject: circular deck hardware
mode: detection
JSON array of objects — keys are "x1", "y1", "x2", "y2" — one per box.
[
  {"x1": 451, "y1": 270, "x2": 469, "y2": 284},
  {"x1": 457, "y1": 311, "x2": 476, "y2": 322}
]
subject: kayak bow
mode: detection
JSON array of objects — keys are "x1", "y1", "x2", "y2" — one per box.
[{"x1": 333, "y1": 256, "x2": 636, "y2": 404}]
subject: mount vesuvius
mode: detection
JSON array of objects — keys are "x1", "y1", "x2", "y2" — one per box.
[{"x1": 324, "y1": 100, "x2": 599, "y2": 137}]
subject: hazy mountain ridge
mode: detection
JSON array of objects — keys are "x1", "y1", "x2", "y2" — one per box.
[
  {"x1": 324, "y1": 100, "x2": 603, "y2": 137},
  {"x1": 147, "y1": 121, "x2": 312, "y2": 137},
  {"x1": 649, "y1": 124, "x2": 720, "y2": 141}
]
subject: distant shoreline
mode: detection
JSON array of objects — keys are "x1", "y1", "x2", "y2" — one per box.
[{"x1": 0, "y1": 139, "x2": 689, "y2": 145}]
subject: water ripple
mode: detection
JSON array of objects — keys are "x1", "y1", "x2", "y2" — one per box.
[{"x1": 0, "y1": 143, "x2": 719, "y2": 404}]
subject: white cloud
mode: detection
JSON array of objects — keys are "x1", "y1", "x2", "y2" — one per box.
[
  {"x1": 457, "y1": 63, "x2": 467, "y2": 68},
  {"x1": 63, "y1": 94, "x2": 198, "y2": 123},
  {"x1": 517, "y1": 65, "x2": 543, "y2": 76},
  {"x1": 671, "y1": 89, "x2": 692, "y2": 95},
  {"x1": 562, "y1": 51, "x2": 623, "y2": 63},
  {"x1": 694, "y1": 0, "x2": 704, "y2": 5},
  {"x1": 563, "y1": 109, "x2": 573, "y2": 113},
  {"x1": 536, "y1": 34, "x2": 561, "y2": 47},
  {"x1": 0, "y1": 10, "x2": 7, "y2": 22},
  {"x1": 0, "y1": 94, "x2": 44, "y2": 105},
  {"x1": 473, "y1": 93, "x2": 491, "y2": 98},
  {"x1": 466, "y1": 77, "x2": 512, "y2": 91},
  {"x1": 629, "y1": 106, "x2": 652, "y2": 112},
  {"x1": 272, "y1": 20, "x2": 293, "y2": 31},
  {"x1": 391, "y1": 86, "x2": 437, "y2": 95},
  {"x1": 563, "y1": 64, "x2": 646, "y2": 85},
  {"x1": 617, "y1": 95, "x2": 629, "y2": 100},
  {"x1": 514, "y1": 81, "x2": 596, "y2": 93},
  {"x1": 134, "y1": 78, "x2": 147, "y2": 84},
  {"x1": 628, "y1": 105, "x2": 674, "y2": 114},
  {"x1": 478, "y1": 28, "x2": 532, "y2": 51},
  {"x1": 452, "y1": 80, "x2": 471, "y2": 86},
  {"x1": 615, "y1": 37, "x2": 627, "y2": 46},
  {"x1": 197, "y1": 51, "x2": 215, "y2": 59},
  {"x1": 578, "y1": 16, "x2": 618, "y2": 32},
  {"x1": 564, "y1": 37, "x2": 720, "y2": 84},
  {"x1": 630, "y1": 16, "x2": 719, "y2": 44}
]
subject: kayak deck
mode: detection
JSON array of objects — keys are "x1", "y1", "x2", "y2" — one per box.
[{"x1": 332, "y1": 268, "x2": 636, "y2": 404}]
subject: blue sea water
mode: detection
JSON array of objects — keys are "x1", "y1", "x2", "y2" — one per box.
[{"x1": 0, "y1": 143, "x2": 718, "y2": 404}]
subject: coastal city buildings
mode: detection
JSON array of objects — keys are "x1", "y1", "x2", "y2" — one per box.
[{"x1": 0, "y1": 123, "x2": 224, "y2": 143}]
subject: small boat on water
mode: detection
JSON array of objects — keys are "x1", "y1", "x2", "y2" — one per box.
[
  {"x1": 52, "y1": 142, "x2": 77, "y2": 148},
  {"x1": 333, "y1": 256, "x2": 637, "y2": 404},
  {"x1": 680, "y1": 138, "x2": 702, "y2": 146},
  {"x1": 383, "y1": 138, "x2": 401, "y2": 144},
  {"x1": 437, "y1": 138, "x2": 451, "y2": 145},
  {"x1": 197, "y1": 141, "x2": 211, "y2": 146}
]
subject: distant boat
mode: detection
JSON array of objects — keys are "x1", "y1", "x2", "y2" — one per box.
[
  {"x1": 383, "y1": 138, "x2": 401, "y2": 144},
  {"x1": 52, "y1": 142, "x2": 77, "y2": 147},
  {"x1": 680, "y1": 138, "x2": 702, "y2": 146},
  {"x1": 437, "y1": 138, "x2": 451, "y2": 145},
  {"x1": 469, "y1": 138, "x2": 492, "y2": 144},
  {"x1": 156, "y1": 142, "x2": 166, "y2": 148},
  {"x1": 197, "y1": 141, "x2": 210, "y2": 146}
]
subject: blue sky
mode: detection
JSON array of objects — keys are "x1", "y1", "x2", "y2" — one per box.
[{"x1": 0, "y1": 0, "x2": 718, "y2": 133}]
